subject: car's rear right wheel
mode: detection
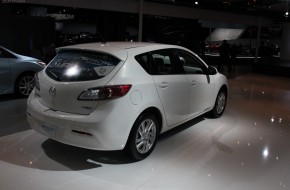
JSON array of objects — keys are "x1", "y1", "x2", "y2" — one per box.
[{"x1": 126, "y1": 114, "x2": 159, "y2": 161}]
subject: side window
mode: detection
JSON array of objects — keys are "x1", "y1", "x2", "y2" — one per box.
[
  {"x1": 151, "y1": 49, "x2": 183, "y2": 75},
  {"x1": 176, "y1": 50, "x2": 205, "y2": 74}
]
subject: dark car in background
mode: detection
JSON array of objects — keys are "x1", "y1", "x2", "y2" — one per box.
[{"x1": 0, "y1": 46, "x2": 46, "y2": 97}]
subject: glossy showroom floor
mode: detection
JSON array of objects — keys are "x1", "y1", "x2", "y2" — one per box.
[{"x1": 1, "y1": 71, "x2": 290, "y2": 190}]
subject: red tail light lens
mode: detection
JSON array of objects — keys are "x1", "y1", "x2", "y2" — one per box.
[{"x1": 78, "y1": 85, "x2": 132, "y2": 101}]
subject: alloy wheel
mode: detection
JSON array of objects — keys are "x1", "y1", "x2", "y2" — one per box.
[
  {"x1": 216, "y1": 92, "x2": 226, "y2": 115},
  {"x1": 135, "y1": 119, "x2": 157, "y2": 154},
  {"x1": 18, "y1": 75, "x2": 35, "y2": 96}
]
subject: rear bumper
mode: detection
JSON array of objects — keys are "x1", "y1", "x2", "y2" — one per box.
[{"x1": 27, "y1": 90, "x2": 136, "y2": 151}]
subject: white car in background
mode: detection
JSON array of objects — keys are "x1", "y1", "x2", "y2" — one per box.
[
  {"x1": 0, "y1": 46, "x2": 46, "y2": 97},
  {"x1": 27, "y1": 42, "x2": 228, "y2": 161}
]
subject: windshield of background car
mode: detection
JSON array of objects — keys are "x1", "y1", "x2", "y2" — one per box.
[{"x1": 45, "y1": 50, "x2": 121, "y2": 82}]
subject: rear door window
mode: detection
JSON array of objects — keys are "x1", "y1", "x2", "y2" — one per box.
[
  {"x1": 135, "y1": 49, "x2": 185, "y2": 75},
  {"x1": 46, "y1": 50, "x2": 120, "y2": 82},
  {"x1": 151, "y1": 49, "x2": 184, "y2": 75}
]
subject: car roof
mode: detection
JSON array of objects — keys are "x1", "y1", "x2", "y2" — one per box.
[
  {"x1": 0, "y1": 46, "x2": 18, "y2": 56},
  {"x1": 58, "y1": 42, "x2": 165, "y2": 50},
  {"x1": 0, "y1": 45, "x2": 33, "y2": 60},
  {"x1": 56, "y1": 42, "x2": 182, "y2": 61}
]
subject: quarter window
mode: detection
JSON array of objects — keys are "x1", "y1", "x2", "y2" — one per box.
[{"x1": 135, "y1": 53, "x2": 151, "y2": 74}]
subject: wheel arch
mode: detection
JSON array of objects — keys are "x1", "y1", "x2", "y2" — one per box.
[
  {"x1": 125, "y1": 106, "x2": 163, "y2": 160},
  {"x1": 209, "y1": 83, "x2": 228, "y2": 118},
  {"x1": 137, "y1": 107, "x2": 163, "y2": 134},
  {"x1": 14, "y1": 70, "x2": 36, "y2": 86},
  {"x1": 219, "y1": 84, "x2": 228, "y2": 96},
  {"x1": 14, "y1": 70, "x2": 36, "y2": 95},
  {"x1": 125, "y1": 106, "x2": 163, "y2": 145}
]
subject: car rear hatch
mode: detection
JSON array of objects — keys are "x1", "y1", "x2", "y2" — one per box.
[{"x1": 35, "y1": 47, "x2": 127, "y2": 115}]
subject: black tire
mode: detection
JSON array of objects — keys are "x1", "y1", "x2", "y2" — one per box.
[
  {"x1": 126, "y1": 114, "x2": 160, "y2": 161},
  {"x1": 210, "y1": 89, "x2": 227, "y2": 118},
  {"x1": 14, "y1": 72, "x2": 35, "y2": 97}
]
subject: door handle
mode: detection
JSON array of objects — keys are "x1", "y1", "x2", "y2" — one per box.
[{"x1": 158, "y1": 82, "x2": 168, "y2": 88}]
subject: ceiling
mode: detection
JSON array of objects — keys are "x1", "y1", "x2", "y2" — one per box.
[
  {"x1": 5, "y1": 0, "x2": 290, "y2": 24},
  {"x1": 146, "y1": 0, "x2": 290, "y2": 21}
]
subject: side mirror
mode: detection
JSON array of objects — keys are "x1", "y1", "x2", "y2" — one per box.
[{"x1": 207, "y1": 66, "x2": 217, "y2": 75}]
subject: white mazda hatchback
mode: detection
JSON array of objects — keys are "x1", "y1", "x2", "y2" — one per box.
[{"x1": 27, "y1": 42, "x2": 228, "y2": 161}]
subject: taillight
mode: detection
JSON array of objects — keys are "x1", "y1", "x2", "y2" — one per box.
[{"x1": 78, "y1": 85, "x2": 132, "y2": 101}]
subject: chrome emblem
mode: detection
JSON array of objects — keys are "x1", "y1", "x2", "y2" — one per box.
[{"x1": 49, "y1": 87, "x2": 56, "y2": 96}]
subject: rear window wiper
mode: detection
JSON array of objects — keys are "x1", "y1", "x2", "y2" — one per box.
[{"x1": 48, "y1": 70, "x2": 60, "y2": 81}]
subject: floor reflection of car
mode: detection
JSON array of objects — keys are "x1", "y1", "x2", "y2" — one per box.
[
  {"x1": 27, "y1": 42, "x2": 228, "y2": 161},
  {"x1": 0, "y1": 46, "x2": 46, "y2": 97}
]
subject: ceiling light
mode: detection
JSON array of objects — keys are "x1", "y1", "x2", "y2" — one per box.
[
  {"x1": 262, "y1": 147, "x2": 269, "y2": 159},
  {"x1": 195, "y1": 1, "x2": 198, "y2": 5}
]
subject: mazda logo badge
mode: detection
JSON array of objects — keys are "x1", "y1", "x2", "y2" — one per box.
[{"x1": 49, "y1": 87, "x2": 56, "y2": 96}]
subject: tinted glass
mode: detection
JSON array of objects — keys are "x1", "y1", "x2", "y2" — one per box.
[
  {"x1": 46, "y1": 50, "x2": 120, "y2": 82},
  {"x1": 175, "y1": 50, "x2": 205, "y2": 74},
  {"x1": 135, "y1": 53, "x2": 151, "y2": 74},
  {"x1": 151, "y1": 49, "x2": 183, "y2": 75}
]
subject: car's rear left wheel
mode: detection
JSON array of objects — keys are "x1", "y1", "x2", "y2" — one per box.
[{"x1": 126, "y1": 114, "x2": 159, "y2": 161}]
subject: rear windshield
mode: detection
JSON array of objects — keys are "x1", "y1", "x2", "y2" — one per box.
[{"x1": 45, "y1": 50, "x2": 121, "y2": 82}]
